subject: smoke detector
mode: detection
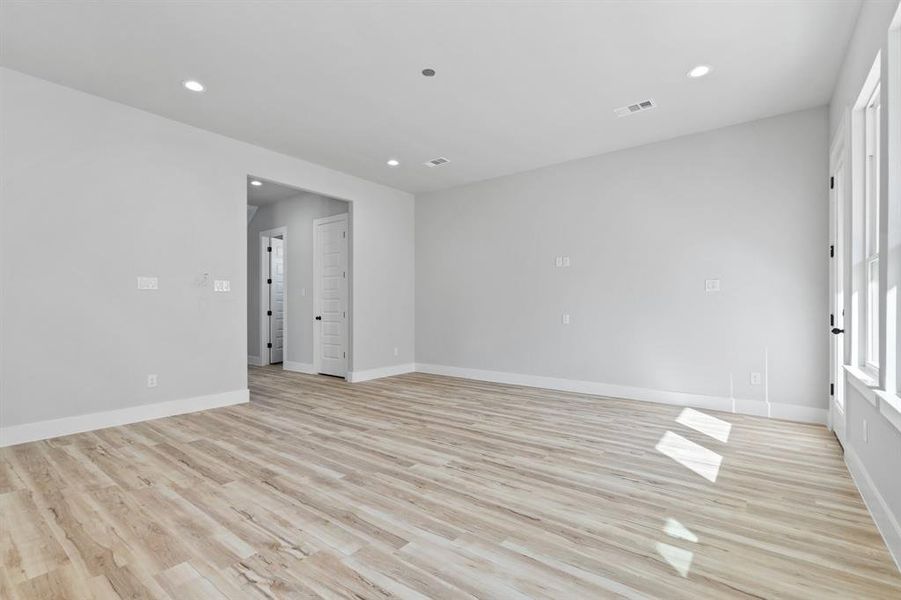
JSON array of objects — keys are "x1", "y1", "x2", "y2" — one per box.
[
  {"x1": 614, "y1": 99, "x2": 657, "y2": 117},
  {"x1": 424, "y1": 156, "x2": 451, "y2": 167}
]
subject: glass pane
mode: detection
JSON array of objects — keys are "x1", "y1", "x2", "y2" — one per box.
[{"x1": 867, "y1": 258, "x2": 880, "y2": 367}]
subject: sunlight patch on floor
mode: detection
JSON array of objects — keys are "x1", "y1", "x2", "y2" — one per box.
[
  {"x1": 676, "y1": 407, "x2": 731, "y2": 443},
  {"x1": 655, "y1": 542, "x2": 694, "y2": 577},
  {"x1": 655, "y1": 430, "x2": 723, "y2": 482},
  {"x1": 663, "y1": 517, "x2": 698, "y2": 543}
]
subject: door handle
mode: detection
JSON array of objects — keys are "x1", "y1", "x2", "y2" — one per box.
[
  {"x1": 315, "y1": 315, "x2": 322, "y2": 321},
  {"x1": 831, "y1": 327, "x2": 844, "y2": 334}
]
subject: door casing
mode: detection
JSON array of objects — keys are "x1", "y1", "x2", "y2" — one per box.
[{"x1": 829, "y1": 119, "x2": 849, "y2": 446}]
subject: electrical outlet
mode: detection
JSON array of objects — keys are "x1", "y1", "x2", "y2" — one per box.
[
  {"x1": 137, "y1": 276, "x2": 158, "y2": 290},
  {"x1": 750, "y1": 372, "x2": 762, "y2": 385},
  {"x1": 300, "y1": 287, "x2": 306, "y2": 297},
  {"x1": 562, "y1": 313, "x2": 571, "y2": 325},
  {"x1": 863, "y1": 419, "x2": 868, "y2": 443},
  {"x1": 146, "y1": 374, "x2": 158, "y2": 388}
]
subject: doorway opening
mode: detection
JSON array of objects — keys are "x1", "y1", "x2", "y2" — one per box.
[{"x1": 247, "y1": 176, "x2": 352, "y2": 379}]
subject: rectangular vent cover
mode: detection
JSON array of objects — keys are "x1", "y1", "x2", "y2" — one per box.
[
  {"x1": 425, "y1": 156, "x2": 450, "y2": 167},
  {"x1": 614, "y1": 99, "x2": 657, "y2": 117}
]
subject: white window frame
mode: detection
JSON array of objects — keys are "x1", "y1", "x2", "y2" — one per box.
[
  {"x1": 850, "y1": 56, "x2": 882, "y2": 381},
  {"x1": 864, "y1": 85, "x2": 881, "y2": 374}
]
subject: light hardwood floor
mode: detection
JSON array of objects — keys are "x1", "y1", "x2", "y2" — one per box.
[{"x1": 1, "y1": 366, "x2": 899, "y2": 599}]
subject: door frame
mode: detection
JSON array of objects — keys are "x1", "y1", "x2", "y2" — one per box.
[
  {"x1": 829, "y1": 117, "x2": 849, "y2": 444},
  {"x1": 312, "y1": 213, "x2": 349, "y2": 378},
  {"x1": 259, "y1": 226, "x2": 288, "y2": 367}
]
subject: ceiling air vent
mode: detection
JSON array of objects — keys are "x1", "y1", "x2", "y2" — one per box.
[
  {"x1": 614, "y1": 99, "x2": 657, "y2": 118},
  {"x1": 424, "y1": 156, "x2": 451, "y2": 167}
]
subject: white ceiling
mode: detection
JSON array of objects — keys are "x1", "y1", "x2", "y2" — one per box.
[
  {"x1": 246, "y1": 177, "x2": 307, "y2": 207},
  {"x1": 1, "y1": 1, "x2": 860, "y2": 194}
]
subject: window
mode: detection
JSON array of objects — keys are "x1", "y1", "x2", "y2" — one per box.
[{"x1": 864, "y1": 85, "x2": 881, "y2": 372}]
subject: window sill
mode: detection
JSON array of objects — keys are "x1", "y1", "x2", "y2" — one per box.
[
  {"x1": 843, "y1": 365, "x2": 880, "y2": 406},
  {"x1": 844, "y1": 365, "x2": 901, "y2": 436},
  {"x1": 874, "y1": 390, "x2": 901, "y2": 435}
]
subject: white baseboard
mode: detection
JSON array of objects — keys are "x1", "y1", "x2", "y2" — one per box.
[
  {"x1": 247, "y1": 355, "x2": 264, "y2": 367},
  {"x1": 414, "y1": 363, "x2": 827, "y2": 424},
  {"x1": 845, "y1": 447, "x2": 901, "y2": 571},
  {"x1": 283, "y1": 361, "x2": 316, "y2": 375},
  {"x1": 348, "y1": 363, "x2": 416, "y2": 383},
  {"x1": 0, "y1": 389, "x2": 249, "y2": 448}
]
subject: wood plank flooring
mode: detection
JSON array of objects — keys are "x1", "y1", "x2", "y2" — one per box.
[{"x1": 1, "y1": 366, "x2": 899, "y2": 599}]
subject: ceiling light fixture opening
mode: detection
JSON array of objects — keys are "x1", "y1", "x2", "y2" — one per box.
[
  {"x1": 250, "y1": 180, "x2": 262, "y2": 186},
  {"x1": 421, "y1": 68, "x2": 436, "y2": 77},
  {"x1": 687, "y1": 65, "x2": 711, "y2": 79},
  {"x1": 183, "y1": 79, "x2": 205, "y2": 92}
]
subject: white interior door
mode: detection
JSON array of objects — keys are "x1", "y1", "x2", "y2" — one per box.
[
  {"x1": 829, "y1": 158, "x2": 846, "y2": 446},
  {"x1": 268, "y1": 236, "x2": 285, "y2": 364},
  {"x1": 314, "y1": 214, "x2": 348, "y2": 377}
]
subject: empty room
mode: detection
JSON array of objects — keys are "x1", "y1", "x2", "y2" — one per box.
[{"x1": 1, "y1": 1, "x2": 900, "y2": 598}]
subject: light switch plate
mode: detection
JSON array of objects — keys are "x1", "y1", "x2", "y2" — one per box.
[
  {"x1": 750, "y1": 372, "x2": 762, "y2": 385},
  {"x1": 214, "y1": 279, "x2": 231, "y2": 292},
  {"x1": 562, "y1": 256, "x2": 571, "y2": 267},
  {"x1": 705, "y1": 279, "x2": 721, "y2": 293},
  {"x1": 137, "y1": 276, "x2": 158, "y2": 290},
  {"x1": 555, "y1": 256, "x2": 563, "y2": 267},
  {"x1": 562, "y1": 313, "x2": 571, "y2": 325}
]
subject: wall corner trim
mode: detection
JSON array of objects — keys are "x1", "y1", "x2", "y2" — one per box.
[
  {"x1": 845, "y1": 447, "x2": 901, "y2": 571},
  {"x1": 413, "y1": 363, "x2": 827, "y2": 425},
  {"x1": 348, "y1": 363, "x2": 416, "y2": 383},
  {"x1": 0, "y1": 389, "x2": 249, "y2": 448}
]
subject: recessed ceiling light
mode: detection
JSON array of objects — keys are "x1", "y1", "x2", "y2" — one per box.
[
  {"x1": 421, "y1": 68, "x2": 436, "y2": 77},
  {"x1": 687, "y1": 65, "x2": 711, "y2": 79},
  {"x1": 250, "y1": 180, "x2": 262, "y2": 186},
  {"x1": 386, "y1": 159, "x2": 400, "y2": 167},
  {"x1": 183, "y1": 80, "x2": 205, "y2": 92}
]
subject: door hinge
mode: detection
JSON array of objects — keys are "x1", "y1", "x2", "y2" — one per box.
[
  {"x1": 267, "y1": 310, "x2": 272, "y2": 316},
  {"x1": 343, "y1": 271, "x2": 346, "y2": 278},
  {"x1": 267, "y1": 278, "x2": 272, "y2": 284},
  {"x1": 830, "y1": 176, "x2": 834, "y2": 189},
  {"x1": 830, "y1": 313, "x2": 834, "y2": 326},
  {"x1": 830, "y1": 383, "x2": 834, "y2": 396},
  {"x1": 343, "y1": 231, "x2": 346, "y2": 238},
  {"x1": 830, "y1": 244, "x2": 834, "y2": 258},
  {"x1": 267, "y1": 342, "x2": 272, "y2": 349},
  {"x1": 267, "y1": 246, "x2": 272, "y2": 252},
  {"x1": 343, "y1": 351, "x2": 346, "y2": 358}
]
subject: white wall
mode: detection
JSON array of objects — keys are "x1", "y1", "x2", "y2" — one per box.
[
  {"x1": 416, "y1": 107, "x2": 828, "y2": 420},
  {"x1": 247, "y1": 193, "x2": 348, "y2": 366},
  {"x1": 0, "y1": 67, "x2": 415, "y2": 435}
]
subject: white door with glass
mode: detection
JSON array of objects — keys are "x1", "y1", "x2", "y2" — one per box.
[{"x1": 314, "y1": 214, "x2": 348, "y2": 377}]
